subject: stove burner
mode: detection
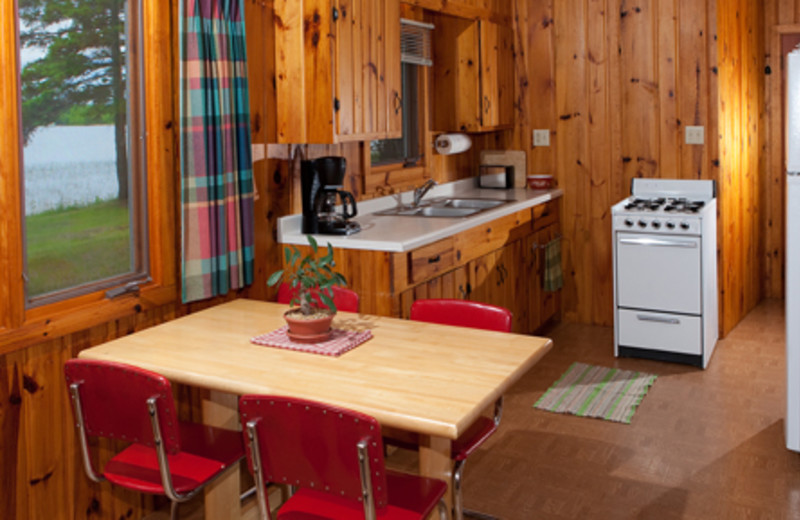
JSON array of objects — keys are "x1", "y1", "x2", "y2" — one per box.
[
  {"x1": 663, "y1": 198, "x2": 705, "y2": 213},
  {"x1": 624, "y1": 197, "x2": 666, "y2": 211},
  {"x1": 623, "y1": 197, "x2": 705, "y2": 213}
]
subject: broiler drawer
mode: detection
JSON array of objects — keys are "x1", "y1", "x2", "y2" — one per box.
[{"x1": 617, "y1": 309, "x2": 702, "y2": 355}]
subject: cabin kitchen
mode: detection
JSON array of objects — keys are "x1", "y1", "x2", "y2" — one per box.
[{"x1": 1, "y1": 1, "x2": 799, "y2": 519}]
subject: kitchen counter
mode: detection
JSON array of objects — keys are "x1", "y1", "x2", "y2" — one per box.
[{"x1": 277, "y1": 178, "x2": 563, "y2": 252}]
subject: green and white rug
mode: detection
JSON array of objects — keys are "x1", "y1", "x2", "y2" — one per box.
[{"x1": 534, "y1": 362, "x2": 657, "y2": 424}]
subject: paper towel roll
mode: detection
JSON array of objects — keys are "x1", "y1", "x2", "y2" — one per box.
[{"x1": 435, "y1": 133, "x2": 472, "y2": 155}]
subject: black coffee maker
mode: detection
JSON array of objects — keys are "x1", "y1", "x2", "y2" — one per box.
[{"x1": 300, "y1": 156, "x2": 360, "y2": 235}]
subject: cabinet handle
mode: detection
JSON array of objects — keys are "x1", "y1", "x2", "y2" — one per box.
[
  {"x1": 484, "y1": 95, "x2": 491, "y2": 114},
  {"x1": 428, "y1": 255, "x2": 441, "y2": 264},
  {"x1": 333, "y1": 98, "x2": 341, "y2": 112},
  {"x1": 459, "y1": 285, "x2": 468, "y2": 299},
  {"x1": 394, "y1": 92, "x2": 402, "y2": 114}
]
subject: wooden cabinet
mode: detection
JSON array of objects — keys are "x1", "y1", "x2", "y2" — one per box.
[
  {"x1": 274, "y1": 0, "x2": 402, "y2": 144},
  {"x1": 526, "y1": 201, "x2": 561, "y2": 331},
  {"x1": 431, "y1": 15, "x2": 514, "y2": 132}
]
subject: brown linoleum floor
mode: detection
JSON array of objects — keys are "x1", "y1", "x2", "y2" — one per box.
[{"x1": 457, "y1": 299, "x2": 800, "y2": 519}]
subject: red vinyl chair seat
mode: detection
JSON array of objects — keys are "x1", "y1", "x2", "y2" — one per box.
[
  {"x1": 276, "y1": 470, "x2": 447, "y2": 520},
  {"x1": 104, "y1": 422, "x2": 244, "y2": 495},
  {"x1": 277, "y1": 282, "x2": 359, "y2": 313}
]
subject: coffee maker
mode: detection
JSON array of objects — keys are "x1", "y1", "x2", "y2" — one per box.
[{"x1": 300, "y1": 156, "x2": 360, "y2": 235}]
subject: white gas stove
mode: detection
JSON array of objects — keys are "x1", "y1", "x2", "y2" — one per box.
[{"x1": 612, "y1": 179, "x2": 718, "y2": 368}]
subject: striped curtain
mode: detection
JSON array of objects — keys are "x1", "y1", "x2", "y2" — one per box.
[{"x1": 180, "y1": 0, "x2": 254, "y2": 303}]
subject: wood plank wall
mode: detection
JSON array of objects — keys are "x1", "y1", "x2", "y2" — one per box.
[
  {"x1": 512, "y1": 0, "x2": 767, "y2": 336},
  {"x1": 0, "y1": 1, "x2": 793, "y2": 518}
]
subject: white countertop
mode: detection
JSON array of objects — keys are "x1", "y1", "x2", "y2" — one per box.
[{"x1": 277, "y1": 178, "x2": 563, "y2": 252}]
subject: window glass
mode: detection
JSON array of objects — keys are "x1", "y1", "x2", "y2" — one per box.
[
  {"x1": 371, "y1": 63, "x2": 421, "y2": 166},
  {"x1": 18, "y1": 0, "x2": 147, "y2": 304}
]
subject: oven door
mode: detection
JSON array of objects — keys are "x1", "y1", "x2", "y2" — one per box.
[{"x1": 616, "y1": 232, "x2": 702, "y2": 314}]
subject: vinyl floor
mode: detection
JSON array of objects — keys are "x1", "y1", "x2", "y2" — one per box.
[{"x1": 457, "y1": 299, "x2": 800, "y2": 520}]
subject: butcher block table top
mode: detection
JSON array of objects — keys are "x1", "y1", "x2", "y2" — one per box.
[{"x1": 78, "y1": 299, "x2": 552, "y2": 440}]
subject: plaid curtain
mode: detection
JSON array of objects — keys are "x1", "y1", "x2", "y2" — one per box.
[{"x1": 180, "y1": 0, "x2": 254, "y2": 303}]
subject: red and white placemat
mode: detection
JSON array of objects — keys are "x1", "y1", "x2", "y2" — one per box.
[{"x1": 250, "y1": 327, "x2": 372, "y2": 357}]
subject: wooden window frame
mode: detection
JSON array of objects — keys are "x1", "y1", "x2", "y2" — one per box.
[
  {"x1": 365, "y1": 60, "x2": 434, "y2": 196},
  {"x1": 0, "y1": 0, "x2": 177, "y2": 354}
]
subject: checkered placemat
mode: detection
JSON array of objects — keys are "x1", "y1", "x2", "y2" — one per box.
[{"x1": 250, "y1": 326, "x2": 372, "y2": 357}]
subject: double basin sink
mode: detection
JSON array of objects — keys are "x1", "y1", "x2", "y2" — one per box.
[{"x1": 375, "y1": 197, "x2": 510, "y2": 218}]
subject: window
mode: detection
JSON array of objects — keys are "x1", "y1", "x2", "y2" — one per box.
[
  {"x1": 17, "y1": 0, "x2": 147, "y2": 306},
  {"x1": 370, "y1": 63, "x2": 422, "y2": 166}
]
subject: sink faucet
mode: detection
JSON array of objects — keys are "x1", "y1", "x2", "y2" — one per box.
[{"x1": 413, "y1": 179, "x2": 438, "y2": 207}]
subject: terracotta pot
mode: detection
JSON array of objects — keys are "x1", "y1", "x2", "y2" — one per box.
[{"x1": 283, "y1": 309, "x2": 334, "y2": 343}]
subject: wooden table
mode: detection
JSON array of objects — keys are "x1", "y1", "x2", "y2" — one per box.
[{"x1": 78, "y1": 299, "x2": 552, "y2": 519}]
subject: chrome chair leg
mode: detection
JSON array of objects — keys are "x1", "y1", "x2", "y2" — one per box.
[
  {"x1": 453, "y1": 459, "x2": 465, "y2": 520},
  {"x1": 170, "y1": 501, "x2": 179, "y2": 520},
  {"x1": 439, "y1": 499, "x2": 448, "y2": 520}
]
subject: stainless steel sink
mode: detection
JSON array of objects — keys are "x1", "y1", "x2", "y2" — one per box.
[{"x1": 374, "y1": 197, "x2": 510, "y2": 218}]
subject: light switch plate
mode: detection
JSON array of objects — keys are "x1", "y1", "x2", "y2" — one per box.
[
  {"x1": 685, "y1": 126, "x2": 704, "y2": 145},
  {"x1": 533, "y1": 129, "x2": 550, "y2": 147}
]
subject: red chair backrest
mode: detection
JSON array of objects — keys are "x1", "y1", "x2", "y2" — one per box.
[
  {"x1": 276, "y1": 282, "x2": 359, "y2": 313},
  {"x1": 410, "y1": 299, "x2": 513, "y2": 332},
  {"x1": 64, "y1": 359, "x2": 182, "y2": 455},
  {"x1": 239, "y1": 395, "x2": 389, "y2": 510}
]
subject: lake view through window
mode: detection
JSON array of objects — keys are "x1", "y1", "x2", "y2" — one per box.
[{"x1": 18, "y1": 0, "x2": 147, "y2": 305}]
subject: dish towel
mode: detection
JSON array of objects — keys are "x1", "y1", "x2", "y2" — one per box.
[{"x1": 543, "y1": 236, "x2": 563, "y2": 292}]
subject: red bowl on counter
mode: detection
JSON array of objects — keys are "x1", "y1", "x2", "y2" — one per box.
[{"x1": 527, "y1": 175, "x2": 553, "y2": 190}]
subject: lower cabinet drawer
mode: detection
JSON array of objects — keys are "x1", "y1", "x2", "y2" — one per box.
[
  {"x1": 409, "y1": 238, "x2": 454, "y2": 284},
  {"x1": 617, "y1": 309, "x2": 702, "y2": 355}
]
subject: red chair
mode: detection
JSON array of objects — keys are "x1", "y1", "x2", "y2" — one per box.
[
  {"x1": 408, "y1": 298, "x2": 513, "y2": 520},
  {"x1": 276, "y1": 282, "x2": 360, "y2": 313},
  {"x1": 239, "y1": 395, "x2": 448, "y2": 520},
  {"x1": 64, "y1": 359, "x2": 245, "y2": 520}
]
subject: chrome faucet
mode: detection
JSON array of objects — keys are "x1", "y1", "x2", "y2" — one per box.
[{"x1": 413, "y1": 179, "x2": 438, "y2": 207}]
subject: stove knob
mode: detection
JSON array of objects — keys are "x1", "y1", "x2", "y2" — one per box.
[
  {"x1": 666, "y1": 222, "x2": 676, "y2": 230},
  {"x1": 680, "y1": 222, "x2": 690, "y2": 230},
  {"x1": 652, "y1": 220, "x2": 661, "y2": 229},
  {"x1": 638, "y1": 220, "x2": 647, "y2": 228},
  {"x1": 624, "y1": 218, "x2": 634, "y2": 227}
]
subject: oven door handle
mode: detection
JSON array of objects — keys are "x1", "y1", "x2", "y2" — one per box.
[
  {"x1": 637, "y1": 314, "x2": 680, "y2": 325},
  {"x1": 619, "y1": 237, "x2": 698, "y2": 249}
]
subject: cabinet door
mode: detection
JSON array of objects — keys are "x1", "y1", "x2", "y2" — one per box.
[
  {"x1": 399, "y1": 264, "x2": 470, "y2": 319},
  {"x1": 527, "y1": 225, "x2": 561, "y2": 332},
  {"x1": 432, "y1": 14, "x2": 481, "y2": 132},
  {"x1": 467, "y1": 241, "x2": 526, "y2": 332},
  {"x1": 384, "y1": 0, "x2": 402, "y2": 135},
  {"x1": 479, "y1": 20, "x2": 514, "y2": 129}
]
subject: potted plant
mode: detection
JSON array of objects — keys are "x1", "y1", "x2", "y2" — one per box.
[{"x1": 267, "y1": 236, "x2": 347, "y2": 343}]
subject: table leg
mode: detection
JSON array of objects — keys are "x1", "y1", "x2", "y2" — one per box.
[
  {"x1": 202, "y1": 390, "x2": 242, "y2": 520},
  {"x1": 419, "y1": 435, "x2": 453, "y2": 520}
]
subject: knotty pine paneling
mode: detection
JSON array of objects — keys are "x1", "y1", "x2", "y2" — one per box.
[{"x1": 514, "y1": 0, "x2": 765, "y2": 335}]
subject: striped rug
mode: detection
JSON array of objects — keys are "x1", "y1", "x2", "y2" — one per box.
[{"x1": 534, "y1": 362, "x2": 657, "y2": 424}]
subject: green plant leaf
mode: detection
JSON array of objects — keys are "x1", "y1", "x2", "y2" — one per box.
[
  {"x1": 289, "y1": 246, "x2": 301, "y2": 267},
  {"x1": 308, "y1": 235, "x2": 318, "y2": 254},
  {"x1": 319, "y1": 292, "x2": 336, "y2": 312},
  {"x1": 267, "y1": 269, "x2": 284, "y2": 287}
]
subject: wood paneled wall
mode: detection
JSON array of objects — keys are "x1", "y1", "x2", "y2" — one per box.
[
  {"x1": 0, "y1": 1, "x2": 793, "y2": 518},
  {"x1": 512, "y1": 0, "x2": 767, "y2": 336}
]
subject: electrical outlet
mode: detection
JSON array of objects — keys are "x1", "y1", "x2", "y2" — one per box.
[
  {"x1": 685, "y1": 126, "x2": 705, "y2": 145},
  {"x1": 533, "y1": 129, "x2": 550, "y2": 147}
]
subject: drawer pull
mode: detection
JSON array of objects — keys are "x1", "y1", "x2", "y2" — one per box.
[
  {"x1": 637, "y1": 314, "x2": 680, "y2": 325},
  {"x1": 428, "y1": 255, "x2": 441, "y2": 264}
]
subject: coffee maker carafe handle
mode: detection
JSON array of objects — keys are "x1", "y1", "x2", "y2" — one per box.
[{"x1": 340, "y1": 190, "x2": 357, "y2": 219}]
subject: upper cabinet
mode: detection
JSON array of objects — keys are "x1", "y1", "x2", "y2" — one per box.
[
  {"x1": 432, "y1": 15, "x2": 514, "y2": 132},
  {"x1": 274, "y1": 0, "x2": 402, "y2": 144}
]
